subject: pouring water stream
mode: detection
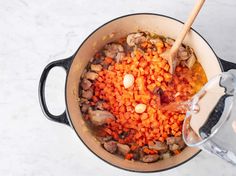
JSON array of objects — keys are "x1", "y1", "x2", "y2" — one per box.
[{"x1": 163, "y1": 70, "x2": 236, "y2": 165}]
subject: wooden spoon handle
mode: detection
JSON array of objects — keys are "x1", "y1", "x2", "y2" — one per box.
[{"x1": 170, "y1": 0, "x2": 205, "y2": 55}]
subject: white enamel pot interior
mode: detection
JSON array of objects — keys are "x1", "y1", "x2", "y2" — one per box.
[{"x1": 39, "y1": 13, "x2": 236, "y2": 172}]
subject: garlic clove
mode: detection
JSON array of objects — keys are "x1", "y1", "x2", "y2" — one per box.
[
  {"x1": 123, "y1": 74, "x2": 134, "y2": 89},
  {"x1": 135, "y1": 104, "x2": 147, "y2": 113}
]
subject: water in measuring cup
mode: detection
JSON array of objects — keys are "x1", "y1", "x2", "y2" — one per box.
[{"x1": 164, "y1": 71, "x2": 236, "y2": 165}]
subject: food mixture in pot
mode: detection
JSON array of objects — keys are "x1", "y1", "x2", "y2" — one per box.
[{"x1": 79, "y1": 31, "x2": 207, "y2": 163}]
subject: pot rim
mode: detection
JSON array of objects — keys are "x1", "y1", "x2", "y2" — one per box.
[{"x1": 64, "y1": 13, "x2": 223, "y2": 173}]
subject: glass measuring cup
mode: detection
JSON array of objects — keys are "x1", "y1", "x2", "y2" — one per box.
[{"x1": 182, "y1": 70, "x2": 236, "y2": 165}]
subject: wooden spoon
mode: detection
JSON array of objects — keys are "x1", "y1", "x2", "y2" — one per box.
[{"x1": 161, "y1": 0, "x2": 205, "y2": 74}]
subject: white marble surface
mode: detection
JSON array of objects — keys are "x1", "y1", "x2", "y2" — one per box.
[{"x1": 1, "y1": 0, "x2": 236, "y2": 175}]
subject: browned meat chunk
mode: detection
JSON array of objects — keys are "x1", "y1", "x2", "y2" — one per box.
[
  {"x1": 148, "y1": 141, "x2": 168, "y2": 152},
  {"x1": 81, "y1": 103, "x2": 89, "y2": 113},
  {"x1": 115, "y1": 52, "x2": 125, "y2": 62},
  {"x1": 166, "y1": 137, "x2": 181, "y2": 145},
  {"x1": 82, "y1": 89, "x2": 93, "y2": 99},
  {"x1": 117, "y1": 143, "x2": 130, "y2": 156},
  {"x1": 97, "y1": 136, "x2": 112, "y2": 143},
  {"x1": 84, "y1": 72, "x2": 98, "y2": 81},
  {"x1": 161, "y1": 152, "x2": 171, "y2": 160},
  {"x1": 102, "y1": 136, "x2": 113, "y2": 142},
  {"x1": 178, "y1": 50, "x2": 189, "y2": 60},
  {"x1": 166, "y1": 137, "x2": 185, "y2": 150},
  {"x1": 185, "y1": 53, "x2": 196, "y2": 68},
  {"x1": 141, "y1": 154, "x2": 159, "y2": 163},
  {"x1": 90, "y1": 64, "x2": 103, "y2": 72},
  {"x1": 103, "y1": 43, "x2": 125, "y2": 62},
  {"x1": 81, "y1": 79, "x2": 92, "y2": 90},
  {"x1": 92, "y1": 56, "x2": 105, "y2": 64},
  {"x1": 126, "y1": 32, "x2": 146, "y2": 47},
  {"x1": 88, "y1": 110, "x2": 115, "y2": 126},
  {"x1": 79, "y1": 98, "x2": 89, "y2": 104},
  {"x1": 178, "y1": 47, "x2": 196, "y2": 68},
  {"x1": 169, "y1": 144, "x2": 180, "y2": 151},
  {"x1": 103, "y1": 141, "x2": 117, "y2": 154}
]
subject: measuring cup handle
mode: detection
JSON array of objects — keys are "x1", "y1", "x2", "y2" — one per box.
[{"x1": 219, "y1": 58, "x2": 236, "y2": 71}]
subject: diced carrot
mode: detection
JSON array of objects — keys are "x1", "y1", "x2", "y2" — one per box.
[
  {"x1": 86, "y1": 37, "x2": 207, "y2": 151},
  {"x1": 157, "y1": 75, "x2": 164, "y2": 82}
]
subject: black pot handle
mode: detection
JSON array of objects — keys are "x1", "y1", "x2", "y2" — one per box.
[
  {"x1": 219, "y1": 58, "x2": 236, "y2": 71},
  {"x1": 38, "y1": 57, "x2": 72, "y2": 126}
]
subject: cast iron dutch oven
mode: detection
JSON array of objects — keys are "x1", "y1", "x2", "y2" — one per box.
[{"x1": 39, "y1": 13, "x2": 236, "y2": 172}]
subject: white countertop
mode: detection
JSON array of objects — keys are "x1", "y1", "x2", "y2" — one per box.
[{"x1": 1, "y1": 0, "x2": 236, "y2": 175}]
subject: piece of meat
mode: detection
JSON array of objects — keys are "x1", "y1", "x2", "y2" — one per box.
[
  {"x1": 148, "y1": 141, "x2": 168, "y2": 152},
  {"x1": 81, "y1": 79, "x2": 92, "y2": 90},
  {"x1": 102, "y1": 136, "x2": 112, "y2": 142},
  {"x1": 177, "y1": 47, "x2": 196, "y2": 68},
  {"x1": 81, "y1": 69, "x2": 87, "y2": 78},
  {"x1": 92, "y1": 56, "x2": 105, "y2": 64},
  {"x1": 82, "y1": 89, "x2": 93, "y2": 99},
  {"x1": 185, "y1": 53, "x2": 196, "y2": 68},
  {"x1": 117, "y1": 143, "x2": 130, "y2": 156},
  {"x1": 97, "y1": 136, "x2": 112, "y2": 143},
  {"x1": 103, "y1": 43, "x2": 125, "y2": 62},
  {"x1": 166, "y1": 137, "x2": 185, "y2": 150},
  {"x1": 126, "y1": 32, "x2": 146, "y2": 47},
  {"x1": 141, "y1": 154, "x2": 159, "y2": 163},
  {"x1": 84, "y1": 72, "x2": 98, "y2": 81},
  {"x1": 103, "y1": 141, "x2": 117, "y2": 154},
  {"x1": 178, "y1": 50, "x2": 189, "y2": 61},
  {"x1": 161, "y1": 152, "x2": 171, "y2": 160},
  {"x1": 88, "y1": 109, "x2": 115, "y2": 126},
  {"x1": 90, "y1": 64, "x2": 103, "y2": 72},
  {"x1": 81, "y1": 103, "x2": 89, "y2": 113},
  {"x1": 169, "y1": 144, "x2": 180, "y2": 151},
  {"x1": 115, "y1": 52, "x2": 125, "y2": 62},
  {"x1": 166, "y1": 137, "x2": 181, "y2": 145},
  {"x1": 79, "y1": 98, "x2": 89, "y2": 104}
]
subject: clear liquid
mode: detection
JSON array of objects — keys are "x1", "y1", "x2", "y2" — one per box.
[
  {"x1": 162, "y1": 73, "x2": 231, "y2": 116},
  {"x1": 161, "y1": 83, "x2": 206, "y2": 114}
]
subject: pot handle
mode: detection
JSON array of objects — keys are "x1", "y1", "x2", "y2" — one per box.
[
  {"x1": 38, "y1": 57, "x2": 72, "y2": 126},
  {"x1": 219, "y1": 58, "x2": 236, "y2": 71}
]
